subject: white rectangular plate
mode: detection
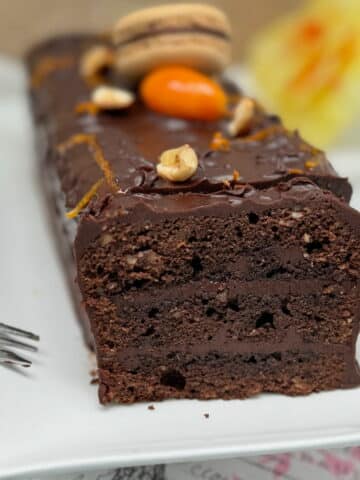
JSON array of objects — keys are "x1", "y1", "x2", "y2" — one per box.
[{"x1": 1, "y1": 58, "x2": 360, "y2": 480}]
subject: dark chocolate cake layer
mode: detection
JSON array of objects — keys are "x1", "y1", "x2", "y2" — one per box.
[
  {"x1": 27, "y1": 34, "x2": 360, "y2": 403},
  {"x1": 76, "y1": 182, "x2": 360, "y2": 402}
]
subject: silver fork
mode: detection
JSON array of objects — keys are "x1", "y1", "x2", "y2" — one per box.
[{"x1": 0, "y1": 323, "x2": 39, "y2": 367}]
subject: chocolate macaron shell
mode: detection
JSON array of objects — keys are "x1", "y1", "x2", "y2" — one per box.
[
  {"x1": 114, "y1": 34, "x2": 231, "y2": 80},
  {"x1": 112, "y1": 3, "x2": 232, "y2": 79}
]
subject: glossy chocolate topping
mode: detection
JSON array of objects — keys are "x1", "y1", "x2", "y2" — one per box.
[{"x1": 27, "y1": 34, "x2": 352, "y2": 211}]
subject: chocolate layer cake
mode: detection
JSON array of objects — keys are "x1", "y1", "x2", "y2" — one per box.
[{"x1": 27, "y1": 34, "x2": 360, "y2": 404}]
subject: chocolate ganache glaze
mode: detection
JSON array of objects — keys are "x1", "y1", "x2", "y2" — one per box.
[{"x1": 27, "y1": 34, "x2": 352, "y2": 212}]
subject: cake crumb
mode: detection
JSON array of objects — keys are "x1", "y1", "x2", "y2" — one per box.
[
  {"x1": 90, "y1": 378, "x2": 99, "y2": 385},
  {"x1": 204, "y1": 413, "x2": 209, "y2": 419},
  {"x1": 148, "y1": 405, "x2": 155, "y2": 410}
]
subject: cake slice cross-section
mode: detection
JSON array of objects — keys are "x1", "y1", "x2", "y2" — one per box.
[
  {"x1": 26, "y1": 29, "x2": 360, "y2": 404},
  {"x1": 75, "y1": 180, "x2": 360, "y2": 403}
]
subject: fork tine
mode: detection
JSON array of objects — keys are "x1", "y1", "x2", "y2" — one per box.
[
  {"x1": 0, "y1": 349, "x2": 32, "y2": 367},
  {"x1": 0, "y1": 323, "x2": 40, "y2": 341},
  {"x1": 0, "y1": 335, "x2": 38, "y2": 352}
]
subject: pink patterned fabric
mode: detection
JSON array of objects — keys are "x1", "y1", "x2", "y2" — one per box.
[
  {"x1": 45, "y1": 447, "x2": 360, "y2": 479},
  {"x1": 166, "y1": 448, "x2": 360, "y2": 480}
]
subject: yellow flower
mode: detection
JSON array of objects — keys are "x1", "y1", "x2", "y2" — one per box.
[{"x1": 249, "y1": 0, "x2": 360, "y2": 147}]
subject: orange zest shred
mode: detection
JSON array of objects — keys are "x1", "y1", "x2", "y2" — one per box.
[
  {"x1": 31, "y1": 56, "x2": 75, "y2": 88},
  {"x1": 305, "y1": 160, "x2": 319, "y2": 169},
  {"x1": 210, "y1": 131, "x2": 230, "y2": 151},
  {"x1": 233, "y1": 169, "x2": 240, "y2": 181},
  {"x1": 75, "y1": 102, "x2": 100, "y2": 116},
  {"x1": 85, "y1": 72, "x2": 109, "y2": 88},
  {"x1": 298, "y1": 142, "x2": 322, "y2": 158},
  {"x1": 242, "y1": 125, "x2": 285, "y2": 142},
  {"x1": 288, "y1": 168, "x2": 304, "y2": 175},
  {"x1": 57, "y1": 134, "x2": 118, "y2": 191},
  {"x1": 66, "y1": 178, "x2": 104, "y2": 219}
]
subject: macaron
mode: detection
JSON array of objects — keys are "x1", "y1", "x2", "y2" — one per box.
[{"x1": 112, "y1": 3, "x2": 232, "y2": 81}]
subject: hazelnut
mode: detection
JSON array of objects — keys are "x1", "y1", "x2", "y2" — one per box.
[
  {"x1": 157, "y1": 144, "x2": 198, "y2": 182},
  {"x1": 125, "y1": 255, "x2": 137, "y2": 267},
  {"x1": 228, "y1": 97, "x2": 255, "y2": 137},
  {"x1": 303, "y1": 233, "x2": 311, "y2": 243},
  {"x1": 292, "y1": 377, "x2": 312, "y2": 394},
  {"x1": 91, "y1": 85, "x2": 135, "y2": 110},
  {"x1": 291, "y1": 211, "x2": 304, "y2": 219},
  {"x1": 80, "y1": 45, "x2": 114, "y2": 78},
  {"x1": 100, "y1": 233, "x2": 113, "y2": 246}
]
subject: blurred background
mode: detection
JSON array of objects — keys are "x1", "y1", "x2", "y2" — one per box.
[
  {"x1": 0, "y1": 0, "x2": 359, "y2": 148},
  {"x1": 0, "y1": 0, "x2": 297, "y2": 58}
]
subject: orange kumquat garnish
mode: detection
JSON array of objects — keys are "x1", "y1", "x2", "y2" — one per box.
[{"x1": 140, "y1": 65, "x2": 228, "y2": 121}]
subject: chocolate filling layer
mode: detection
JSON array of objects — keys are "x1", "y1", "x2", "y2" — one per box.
[{"x1": 115, "y1": 25, "x2": 231, "y2": 48}]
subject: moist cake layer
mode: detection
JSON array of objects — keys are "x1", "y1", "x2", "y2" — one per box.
[
  {"x1": 77, "y1": 186, "x2": 360, "y2": 292},
  {"x1": 98, "y1": 350, "x2": 353, "y2": 403},
  {"x1": 74, "y1": 183, "x2": 360, "y2": 402},
  {"x1": 95, "y1": 281, "x2": 358, "y2": 348}
]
